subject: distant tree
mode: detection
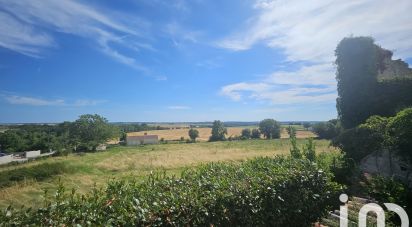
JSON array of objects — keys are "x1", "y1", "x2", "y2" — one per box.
[
  {"x1": 286, "y1": 126, "x2": 296, "y2": 138},
  {"x1": 188, "y1": 128, "x2": 199, "y2": 142},
  {"x1": 241, "y1": 128, "x2": 251, "y2": 139},
  {"x1": 71, "y1": 114, "x2": 117, "y2": 151},
  {"x1": 303, "y1": 122, "x2": 311, "y2": 130},
  {"x1": 312, "y1": 120, "x2": 341, "y2": 140},
  {"x1": 258, "y1": 119, "x2": 281, "y2": 139},
  {"x1": 251, "y1": 129, "x2": 261, "y2": 139},
  {"x1": 209, "y1": 120, "x2": 227, "y2": 141}
]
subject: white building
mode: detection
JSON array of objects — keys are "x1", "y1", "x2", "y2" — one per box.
[
  {"x1": 25, "y1": 150, "x2": 41, "y2": 159},
  {"x1": 126, "y1": 134, "x2": 158, "y2": 146},
  {"x1": 0, "y1": 154, "x2": 13, "y2": 165}
]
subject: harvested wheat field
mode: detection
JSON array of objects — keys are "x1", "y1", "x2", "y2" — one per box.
[{"x1": 127, "y1": 127, "x2": 316, "y2": 141}]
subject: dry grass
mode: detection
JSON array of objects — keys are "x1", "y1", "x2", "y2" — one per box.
[
  {"x1": 128, "y1": 127, "x2": 316, "y2": 141},
  {"x1": 0, "y1": 139, "x2": 335, "y2": 209}
]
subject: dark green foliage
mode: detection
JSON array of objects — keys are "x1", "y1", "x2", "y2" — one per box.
[
  {"x1": 258, "y1": 119, "x2": 281, "y2": 139},
  {"x1": 116, "y1": 123, "x2": 168, "y2": 133},
  {"x1": 240, "y1": 128, "x2": 251, "y2": 139},
  {"x1": 375, "y1": 78, "x2": 412, "y2": 117},
  {"x1": 388, "y1": 108, "x2": 412, "y2": 161},
  {"x1": 312, "y1": 119, "x2": 341, "y2": 139},
  {"x1": 0, "y1": 157, "x2": 342, "y2": 226},
  {"x1": 364, "y1": 176, "x2": 412, "y2": 224},
  {"x1": 333, "y1": 108, "x2": 412, "y2": 162},
  {"x1": 332, "y1": 127, "x2": 383, "y2": 162},
  {"x1": 71, "y1": 114, "x2": 119, "y2": 151},
  {"x1": 251, "y1": 128, "x2": 261, "y2": 139},
  {"x1": 209, "y1": 120, "x2": 227, "y2": 141},
  {"x1": 0, "y1": 114, "x2": 119, "y2": 154},
  {"x1": 0, "y1": 162, "x2": 73, "y2": 189},
  {"x1": 188, "y1": 128, "x2": 199, "y2": 142},
  {"x1": 335, "y1": 36, "x2": 412, "y2": 128},
  {"x1": 335, "y1": 37, "x2": 380, "y2": 128}
]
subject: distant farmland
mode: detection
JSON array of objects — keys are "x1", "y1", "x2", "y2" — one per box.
[{"x1": 127, "y1": 127, "x2": 316, "y2": 141}]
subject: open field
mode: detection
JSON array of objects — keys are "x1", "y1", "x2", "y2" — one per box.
[
  {"x1": 0, "y1": 139, "x2": 336, "y2": 209},
  {"x1": 128, "y1": 127, "x2": 316, "y2": 141}
]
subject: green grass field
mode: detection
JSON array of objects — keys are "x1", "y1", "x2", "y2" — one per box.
[{"x1": 0, "y1": 138, "x2": 336, "y2": 209}]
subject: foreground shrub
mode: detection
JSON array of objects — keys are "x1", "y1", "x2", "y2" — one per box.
[
  {"x1": 388, "y1": 108, "x2": 412, "y2": 161},
  {"x1": 1, "y1": 157, "x2": 342, "y2": 226}
]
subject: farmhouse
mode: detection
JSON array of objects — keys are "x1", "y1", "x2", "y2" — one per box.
[{"x1": 126, "y1": 134, "x2": 158, "y2": 145}]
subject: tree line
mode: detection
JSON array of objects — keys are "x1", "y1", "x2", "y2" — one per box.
[{"x1": 0, "y1": 114, "x2": 119, "y2": 154}]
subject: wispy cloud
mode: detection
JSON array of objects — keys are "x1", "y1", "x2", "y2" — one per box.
[
  {"x1": 167, "y1": 105, "x2": 191, "y2": 110},
  {"x1": 3, "y1": 94, "x2": 106, "y2": 107},
  {"x1": 220, "y1": 64, "x2": 337, "y2": 105},
  {"x1": 218, "y1": 0, "x2": 412, "y2": 62},
  {"x1": 218, "y1": 0, "x2": 411, "y2": 107},
  {"x1": 0, "y1": 0, "x2": 151, "y2": 72}
]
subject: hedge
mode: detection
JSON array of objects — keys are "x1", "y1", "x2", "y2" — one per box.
[{"x1": 1, "y1": 156, "x2": 342, "y2": 226}]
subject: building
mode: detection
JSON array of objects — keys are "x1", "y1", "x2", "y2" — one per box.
[
  {"x1": 0, "y1": 153, "x2": 13, "y2": 165},
  {"x1": 25, "y1": 150, "x2": 41, "y2": 159},
  {"x1": 126, "y1": 134, "x2": 158, "y2": 146}
]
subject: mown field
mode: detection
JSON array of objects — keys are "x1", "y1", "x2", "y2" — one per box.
[
  {"x1": 128, "y1": 127, "x2": 316, "y2": 141},
  {"x1": 0, "y1": 139, "x2": 335, "y2": 209}
]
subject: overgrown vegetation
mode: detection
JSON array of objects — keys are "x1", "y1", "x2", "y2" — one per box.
[
  {"x1": 0, "y1": 156, "x2": 342, "y2": 226},
  {"x1": 336, "y1": 36, "x2": 412, "y2": 128},
  {"x1": 0, "y1": 162, "x2": 73, "y2": 189}
]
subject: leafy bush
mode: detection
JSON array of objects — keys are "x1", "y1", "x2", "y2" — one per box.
[
  {"x1": 240, "y1": 128, "x2": 251, "y2": 139},
  {"x1": 1, "y1": 157, "x2": 342, "y2": 226},
  {"x1": 364, "y1": 176, "x2": 412, "y2": 224},
  {"x1": 332, "y1": 127, "x2": 383, "y2": 162},
  {"x1": 251, "y1": 128, "x2": 261, "y2": 139},
  {"x1": 312, "y1": 119, "x2": 341, "y2": 139},
  {"x1": 388, "y1": 108, "x2": 412, "y2": 161}
]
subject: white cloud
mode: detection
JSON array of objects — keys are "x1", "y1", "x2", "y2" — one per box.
[
  {"x1": 5, "y1": 95, "x2": 65, "y2": 106},
  {"x1": 0, "y1": 0, "x2": 151, "y2": 71},
  {"x1": 218, "y1": 0, "x2": 412, "y2": 62},
  {"x1": 167, "y1": 105, "x2": 191, "y2": 110},
  {"x1": 219, "y1": 0, "x2": 412, "y2": 107},
  {"x1": 220, "y1": 64, "x2": 337, "y2": 104},
  {"x1": 3, "y1": 95, "x2": 105, "y2": 107}
]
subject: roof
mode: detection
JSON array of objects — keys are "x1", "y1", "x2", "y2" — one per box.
[{"x1": 126, "y1": 135, "x2": 158, "y2": 140}]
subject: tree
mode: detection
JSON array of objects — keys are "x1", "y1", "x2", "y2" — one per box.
[
  {"x1": 71, "y1": 114, "x2": 118, "y2": 151},
  {"x1": 251, "y1": 129, "x2": 261, "y2": 139},
  {"x1": 241, "y1": 128, "x2": 251, "y2": 139},
  {"x1": 312, "y1": 120, "x2": 341, "y2": 139},
  {"x1": 303, "y1": 122, "x2": 311, "y2": 130},
  {"x1": 209, "y1": 120, "x2": 227, "y2": 141},
  {"x1": 258, "y1": 119, "x2": 281, "y2": 139},
  {"x1": 188, "y1": 128, "x2": 199, "y2": 142}
]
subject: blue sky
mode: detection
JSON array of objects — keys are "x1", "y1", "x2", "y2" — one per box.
[{"x1": 0, "y1": 0, "x2": 411, "y2": 123}]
